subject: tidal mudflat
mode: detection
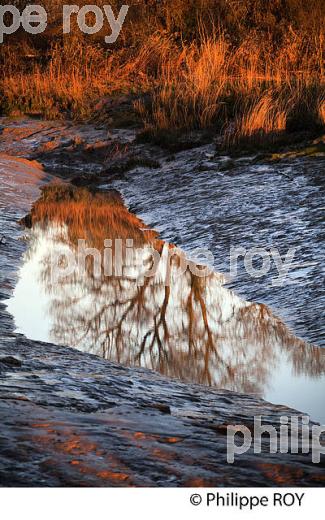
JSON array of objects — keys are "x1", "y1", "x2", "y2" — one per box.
[{"x1": 0, "y1": 119, "x2": 324, "y2": 486}]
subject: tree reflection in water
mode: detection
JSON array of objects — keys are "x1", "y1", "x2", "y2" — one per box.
[{"x1": 21, "y1": 184, "x2": 325, "y2": 397}]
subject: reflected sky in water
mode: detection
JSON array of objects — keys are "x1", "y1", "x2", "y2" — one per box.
[{"x1": 7, "y1": 185, "x2": 325, "y2": 423}]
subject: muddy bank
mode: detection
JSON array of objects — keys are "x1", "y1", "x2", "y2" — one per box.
[
  {"x1": 2, "y1": 317, "x2": 325, "y2": 487},
  {"x1": 7, "y1": 183, "x2": 325, "y2": 423},
  {"x1": 0, "y1": 127, "x2": 324, "y2": 486},
  {"x1": 1, "y1": 287, "x2": 325, "y2": 485},
  {"x1": 0, "y1": 117, "x2": 159, "y2": 182}
]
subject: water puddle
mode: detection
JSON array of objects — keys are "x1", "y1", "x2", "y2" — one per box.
[{"x1": 6, "y1": 184, "x2": 325, "y2": 423}]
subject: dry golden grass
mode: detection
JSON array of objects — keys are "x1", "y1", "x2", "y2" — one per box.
[
  {"x1": 1, "y1": 4, "x2": 324, "y2": 147},
  {"x1": 226, "y1": 93, "x2": 287, "y2": 147},
  {"x1": 136, "y1": 35, "x2": 229, "y2": 131},
  {"x1": 136, "y1": 31, "x2": 324, "y2": 146},
  {"x1": 1, "y1": 38, "x2": 136, "y2": 119}
]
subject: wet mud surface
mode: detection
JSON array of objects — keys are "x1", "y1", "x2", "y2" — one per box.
[
  {"x1": 0, "y1": 119, "x2": 324, "y2": 486},
  {"x1": 1, "y1": 330, "x2": 325, "y2": 487},
  {"x1": 6, "y1": 184, "x2": 325, "y2": 423},
  {"x1": 106, "y1": 145, "x2": 325, "y2": 348}
]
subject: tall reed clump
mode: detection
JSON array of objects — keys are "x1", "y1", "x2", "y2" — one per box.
[
  {"x1": 224, "y1": 81, "x2": 325, "y2": 148},
  {"x1": 137, "y1": 29, "x2": 325, "y2": 147},
  {"x1": 224, "y1": 92, "x2": 287, "y2": 147},
  {"x1": 137, "y1": 35, "x2": 229, "y2": 132}
]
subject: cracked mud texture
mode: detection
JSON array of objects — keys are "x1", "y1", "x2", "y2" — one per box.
[{"x1": 0, "y1": 125, "x2": 324, "y2": 487}]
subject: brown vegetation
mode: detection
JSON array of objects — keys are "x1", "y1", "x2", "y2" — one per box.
[{"x1": 1, "y1": 1, "x2": 324, "y2": 148}]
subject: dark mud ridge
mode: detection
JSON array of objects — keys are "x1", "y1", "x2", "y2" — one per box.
[
  {"x1": 1, "y1": 306, "x2": 325, "y2": 487},
  {"x1": 0, "y1": 122, "x2": 324, "y2": 487}
]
